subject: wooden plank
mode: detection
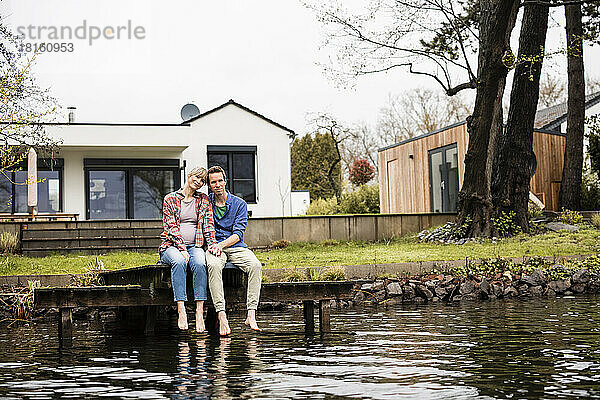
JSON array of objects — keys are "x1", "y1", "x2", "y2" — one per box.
[
  {"x1": 58, "y1": 307, "x2": 73, "y2": 341},
  {"x1": 303, "y1": 300, "x2": 314, "y2": 335},
  {"x1": 34, "y1": 281, "x2": 356, "y2": 308},
  {"x1": 319, "y1": 300, "x2": 331, "y2": 333},
  {"x1": 144, "y1": 306, "x2": 158, "y2": 333}
]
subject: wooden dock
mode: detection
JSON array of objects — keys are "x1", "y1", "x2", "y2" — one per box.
[{"x1": 33, "y1": 264, "x2": 360, "y2": 342}]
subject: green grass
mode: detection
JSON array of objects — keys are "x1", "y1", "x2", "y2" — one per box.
[
  {"x1": 0, "y1": 227, "x2": 599, "y2": 276},
  {"x1": 0, "y1": 252, "x2": 158, "y2": 276},
  {"x1": 257, "y1": 227, "x2": 600, "y2": 269}
]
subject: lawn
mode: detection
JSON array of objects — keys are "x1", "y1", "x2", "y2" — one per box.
[{"x1": 1, "y1": 227, "x2": 599, "y2": 276}]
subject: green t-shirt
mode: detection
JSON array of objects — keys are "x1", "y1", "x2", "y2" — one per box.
[{"x1": 214, "y1": 204, "x2": 227, "y2": 220}]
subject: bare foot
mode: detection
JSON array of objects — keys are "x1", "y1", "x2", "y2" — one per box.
[
  {"x1": 195, "y1": 311, "x2": 205, "y2": 333},
  {"x1": 218, "y1": 312, "x2": 231, "y2": 336},
  {"x1": 178, "y1": 312, "x2": 188, "y2": 330},
  {"x1": 176, "y1": 301, "x2": 188, "y2": 330},
  {"x1": 244, "y1": 310, "x2": 262, "y2": 331}
]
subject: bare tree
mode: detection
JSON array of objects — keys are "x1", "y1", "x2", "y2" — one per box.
[{"x1": 538, "y1": 73, "x2": 566, "y2": 108}]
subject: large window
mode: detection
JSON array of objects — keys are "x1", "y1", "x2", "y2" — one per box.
[
  {"x1": 85, "y1": 159, "x2": 180, "y2": 220},
  {"x1": 0, "y1": 159, "x2": 63, "y2": 214},
  {"x1": 207, "y1": 146, "x2": 257, "y2": 203}
]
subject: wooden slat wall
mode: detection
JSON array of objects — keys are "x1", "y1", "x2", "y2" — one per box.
[
  {"x1": 530, "y1": 130, "x2": 565, "y2": 211},
  {"x1": 379, "y1": 123, "x2": 565, "y2": 213},
  {"x1": 379, "y1": 123, "x2": 468, "y2": 213}
]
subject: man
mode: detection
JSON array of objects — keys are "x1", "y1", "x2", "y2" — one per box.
[{"x1": 206, "y1": 165, "x2": 262, "y2": 336}]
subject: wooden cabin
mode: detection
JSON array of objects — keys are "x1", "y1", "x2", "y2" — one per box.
[{"x1": 378, "y1": 121, "x2": 566, "y2": 213}]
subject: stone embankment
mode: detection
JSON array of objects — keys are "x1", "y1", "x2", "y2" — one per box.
[{"x1": 348, "y1": 266, "x2": 599, "y2": 307}]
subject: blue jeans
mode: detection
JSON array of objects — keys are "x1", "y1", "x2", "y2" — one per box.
[{"x1": 160, "y1": 245, "x2": 207, "y2": 302}]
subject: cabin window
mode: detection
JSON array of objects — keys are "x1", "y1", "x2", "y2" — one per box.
[
  {"x1": 207, "y1": 146, "x2": 257, "y2": 203},
  {"x1": 429, "y1": 144, "x2": 459, "y2": 213}
]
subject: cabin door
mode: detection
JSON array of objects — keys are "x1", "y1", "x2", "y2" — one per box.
[{"x1": 429, "y1": 144, "x2": 459, "y2": 213}]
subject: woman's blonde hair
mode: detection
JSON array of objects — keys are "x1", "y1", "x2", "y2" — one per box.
[{"x1": 187, "y1": 166, "x2": 208, "y2": 182}]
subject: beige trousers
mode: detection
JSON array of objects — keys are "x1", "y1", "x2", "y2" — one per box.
[{"x1": 206, "y1": 247, "x2": 262, "y2": 312}]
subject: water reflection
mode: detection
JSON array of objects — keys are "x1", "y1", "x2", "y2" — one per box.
[{"x1": 0, "y1": 297, "x2": 599, "y2": 399}]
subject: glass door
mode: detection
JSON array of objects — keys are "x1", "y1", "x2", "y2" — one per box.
[{"x1": 429, "y1": 144, "x2": 459, "y2": 213}]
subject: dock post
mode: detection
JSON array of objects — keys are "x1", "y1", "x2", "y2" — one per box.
[
  {"x1": 144, "y1": 306, "x2": 158, "y2": 334},
  {"x1": 303, "y1": 300, "x2": 314, "y2": 335},
  {"x1": 58, "y1": 307, "x2": 73, "y2": 343},
  {"x1": 319, "y1": 300, "x2": 331, "y2": 333}
]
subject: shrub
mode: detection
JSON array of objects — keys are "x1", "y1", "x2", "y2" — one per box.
[
  {"x1": 306, "y1": 267, "x2": 323, "y2": 281},
  {"x1": 491, "y1": 211, "x2": 522, "y2": 238},
  {"x1": 0, "y1": 232, "x2": 19, "y2": 254},
  {"x1": 305, "y1": 197, "x2": 338, "y2": 215},
  {"x1": 349, "y1": 158, "x2": 375, "y2": 186},
  {"x1": 321, "y1": 266, "x2": 347, "y2": 281},
  {"x1": 282, "y1": 268, "x2": 304, "y2": 282},
  {"x1": 591, "y1": 213, "x2": 600, "y2": 229},
  {"x1": 271, "y1": 239, "x2": 290, "y2": 249},
  {"x1": 338, "y1": 184, "x2": 380, "y2": 214},
  {"x1": 558, "y1": 208, "x2": 584, "y2": 225},
  {"x1": 581, "y1": 167, "x2": 600, "y2": 210},
  {"x1": 528, "y1": 200, "x2": 544, "y2": 220}
]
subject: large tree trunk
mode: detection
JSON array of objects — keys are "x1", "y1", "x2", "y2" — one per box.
[
  {"x1": 559, "y1": 4, "x2": 585, "y2": 210},
  {"x1": 492, "y1": 1, "x2": 550, "y2": 234},
  {"x1": 456, "y1": 0, "x2": 520, "y2": 237}
]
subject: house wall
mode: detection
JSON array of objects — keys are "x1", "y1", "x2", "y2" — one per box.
[
  {"x1": 379, "y1": 122, "x2": 565, "y2": 213},
  {"x1": 44, "y1": 103, "x2": 293, "y2": 219},
  {"x1": 183, "y1": 104, "x2": 293, "y2": 217}
]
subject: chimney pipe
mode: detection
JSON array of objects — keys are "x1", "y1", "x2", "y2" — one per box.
[{"x1": 67, "y1": 107, "x2": 76, "y2": 123}]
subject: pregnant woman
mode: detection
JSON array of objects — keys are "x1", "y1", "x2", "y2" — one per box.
[{"x1": 159, "y1": 166, "x2": 217, "y2": 332}]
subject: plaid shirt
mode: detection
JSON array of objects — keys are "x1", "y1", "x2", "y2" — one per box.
[{"x1": 159, "y1": 189, "x2": 217, "y2": 253}]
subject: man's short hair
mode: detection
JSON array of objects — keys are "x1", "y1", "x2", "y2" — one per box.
[
  {"x1": 188, "y1": 166, "x2": 207, "y2": 182},
  {"x1": 208, "y1": 165, "x2": 227, "y2": 181}
]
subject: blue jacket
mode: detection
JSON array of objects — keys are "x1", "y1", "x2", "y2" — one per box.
[{"x1": 209, "y1": 192, "x2": 248, "y2": 248}]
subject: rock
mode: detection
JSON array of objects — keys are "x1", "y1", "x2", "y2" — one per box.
[
  {"x1": 546, "y1": 222, "x2": 580, "y2": 232},
  {"x1": 517, "y1": 284, "x2": 530, "y2": 296},
  {"x1": 503, "y1": 286, "x2": 519, "y2": 297},
  {"x1": 353, "y1": 291, "x2": 365, "y2": 303},
  {"x1": 384, "y1": 297, "x2": 403, "y2": 306},
  {"x1": 414, "y1": 297, "x2": 426, "y2": 304},
  {"x1": 571, "y1": 283, "x2": 586, "y2": 294},
  {"x1": 459, "y1": 280, "x2": 475, "y2": 295},
  {"x1": 530, "y1": 286, "x2": 543, "y2": 296},
  {"x1": 374, "y1": 290, "x2": 387, "y2": 302},
  {"x1": 431, "y1": 297, "x2": 440, "y2": 302},
  {"x1": 548, "y1": 279, "x2": 571, "y2": 293},
  {"x1": 572, "y1": 269, "x2": 590, "y2": 285},
  {"x1": 434, "y1": 286, "x2": 447, "y2": 298},
  {"x1": 564, "y1": 291, "x2": 573, "y2": 296},
  {"x1": 461, "y1": 293, "x2": 478, "y2": 301},
  {"x1": 479, "y1": 278, "x2": 490, "y2": 294},
  {"x1": 442, "y1": 275, "x2": 455, "y2": 286},
  {"x1": 386, "y1": 282, "x2": 403, "y2": 296},
  {"x1": 361, "y1": 283, "x2": 374, "y2": 291},
  {"x1": 522, "y1": 269, "x2": 546, "y2": 287},
  {"x1": 372, "y1": 281, "x2": 385, "y2": 291},
  {"x1": 546, "y1": 288, "x2": 556, "y2": 297},
  {"x1": 425, "y1": 280, "x2": 436, "y2": 290},
  {"x1": 491, "y1": 284, "x2": 504, "y2": 297},
  {"x1": 452, "y1": 295, "x2": 462, "y2": 302},
  {"x1": 415, "y1": 285, "x2": 434, "y2": 300},
  {"x1": 403, "y1": 285, "x2": 415, "y2": 300}
]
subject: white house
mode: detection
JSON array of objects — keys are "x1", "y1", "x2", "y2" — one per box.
[{"x1": 0, "y1": 100, "x2": 296, "y2": 219}]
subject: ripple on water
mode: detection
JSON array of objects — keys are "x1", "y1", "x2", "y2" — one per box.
[{"x1": 0, "y1": 296, "x2": 599, "y2": 399}]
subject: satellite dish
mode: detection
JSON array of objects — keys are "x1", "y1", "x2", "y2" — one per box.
[{"x1": 181, "y1": 103, "x2": 201, "y2": 122}]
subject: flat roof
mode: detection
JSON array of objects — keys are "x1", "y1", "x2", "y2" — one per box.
[{"x1": 378, "y1": 121, "x2": 566, "y2": 153}]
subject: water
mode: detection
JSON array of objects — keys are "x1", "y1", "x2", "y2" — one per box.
[{"x1": 1, "y1": 297, "x2": 599, "y2": 399}]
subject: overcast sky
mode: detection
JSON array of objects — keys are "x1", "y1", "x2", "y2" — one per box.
[{"x1": 2, "y1": 0, "x2": 599, "y2": 136}]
